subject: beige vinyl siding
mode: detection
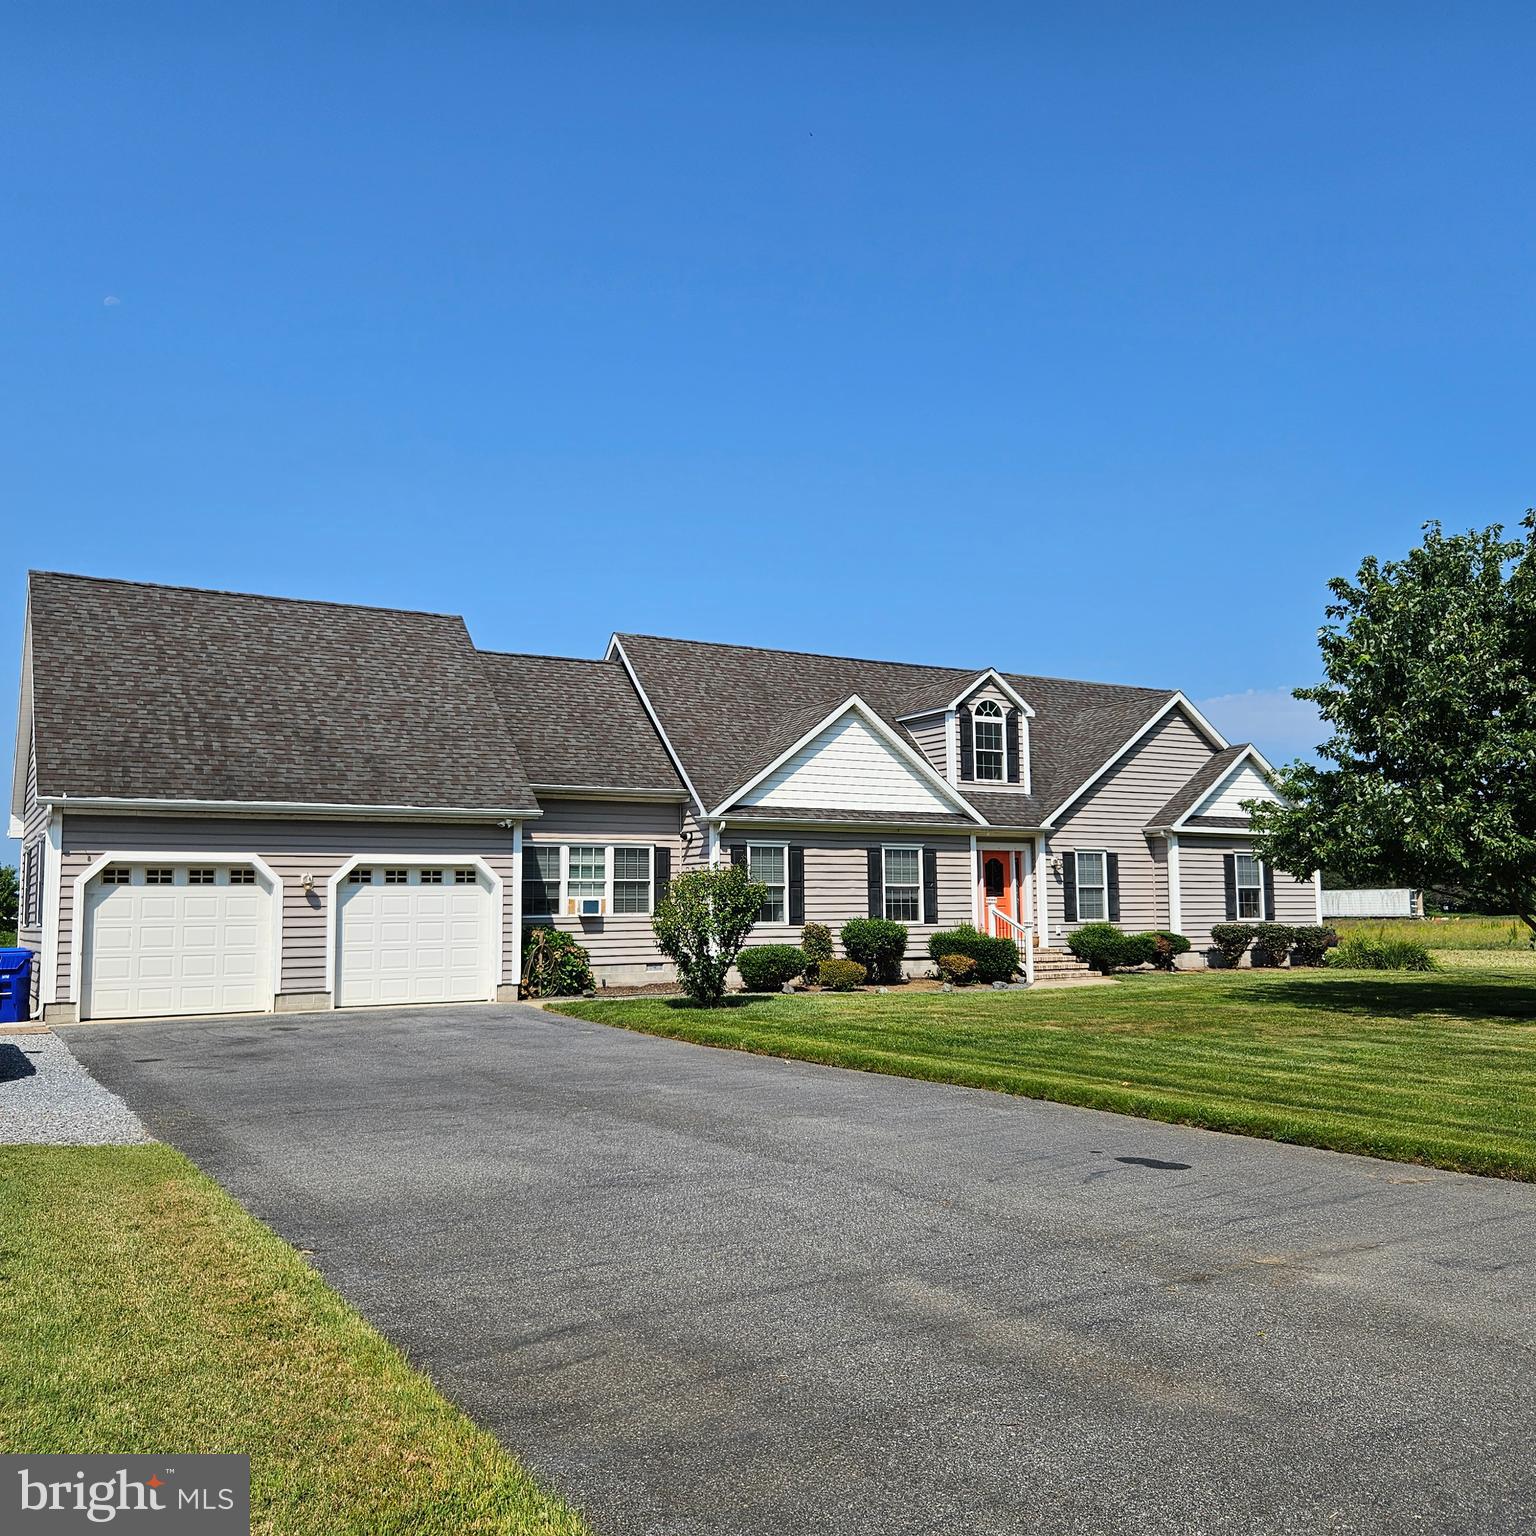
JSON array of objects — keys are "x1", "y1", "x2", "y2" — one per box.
[
  {"x1": 56, "y1": 814, "x2": 519, "y2": 1000},
  {"x1": 681, "y1": 806, "x2": 713, "y2": 870},
  {"x1": 1042, "y1": 708, "x2": 1214, "y2": 941},
  {"x1": 720, "y1": 825, "x2": 973, "y2": 967},
  {"x1": 524, "y1": 797, "x2": 685, "y2": 976},
  {"x1": 904, "y1": 711, "x2": 949, "y2": 778},
  {"x1": 1179, "y1": 836, "x2": 1319, "y2": 953},
  {"x1": 18, "y1": 731, "x2": 48, "y2": 1008}
]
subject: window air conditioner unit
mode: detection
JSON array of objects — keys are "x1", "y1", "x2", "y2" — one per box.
[{"x1": 578, "y1": 898, "x2": 602, "y2": 917}]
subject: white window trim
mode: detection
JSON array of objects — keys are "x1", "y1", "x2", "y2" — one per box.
[
  {"x1": 1074, "y1": 849, "x2": 1109, "y2": 923},
  {"x1": 747, "y1": 841, "x2": 790, "y2": 925},
  {"x1": 325, "y1": 853, "x2": 502, "y2": 1006},
  {"x1": 524, "y1": 842, "x2": 658, "y2": 920},
  {"x1": 972, "y1": 700, "x2": 1008, "y2": 784},
  {"x1": 1234, "y1": 851, "x2": 1266, "y2": 921},
  {"x1": 881, "y1": 844, "x2": 922, "y2": 922},
  {"x1": 70, "y1": 850, "x2": 286, "y2": 1011}
]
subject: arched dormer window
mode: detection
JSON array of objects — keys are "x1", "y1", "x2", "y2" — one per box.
[{"x1": 973, "y1": 700, "x2": 1005, "y2": 781}]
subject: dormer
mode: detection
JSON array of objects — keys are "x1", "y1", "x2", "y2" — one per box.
[{"x1": 901, "y1": 670, "x2": 1034, "y2": 792}]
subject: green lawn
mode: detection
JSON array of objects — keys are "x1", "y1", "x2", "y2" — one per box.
[
  {"x1": 554, "y1": 968, "x2": 1536, "y2": 1180},
  {"x1": 1337, "y1": 914, "x2": 1534, "y2": 949},
  {"x1": 0, "y1": 1145, "x2": 587, "y2": 1536}
]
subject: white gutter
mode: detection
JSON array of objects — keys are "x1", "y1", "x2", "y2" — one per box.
[{"x1": 40, "y1": 794, "x2": 543, "y2": 821}]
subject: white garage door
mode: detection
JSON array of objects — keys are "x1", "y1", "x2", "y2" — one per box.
[
  {"x1": 336, "y1": 864, "x2": 494, "y2": 1008},
  {"x1": 82, "y1": 863, "x2": 275, "y2": 1021}
]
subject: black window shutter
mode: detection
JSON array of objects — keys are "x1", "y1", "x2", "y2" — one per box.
[
  {"x1": 867, "y1": 847, "x2": 883, "y2": 917},
  {"x1": 1223, "y1": 854, "x2": 1238, "y2": 920},
  {"x1": 1062, "y1": 851, "x2": 1078, "y2": 923},
  {"x1": 730, "y1": 843, "x2": 747, "y2": 870},
  {"x1": 788, "y1": 847, "x2": 805, "y2": 925},
  {"x1": 653, "y1": 846, "x2": 671, "y2": 904},
  {"x1": 958, "y1": 706, "x2": 974, "y2": 780},
  {"x1": 1107, "y1": 852, "x2": 1121, "y2": 923},
  {"x1": 1262, "y1": 861, "x2": 1275, "y2": 923},
  {"x1": 922, "y1": 848, "x2": 939, "y2": 925},
  {"x1": 1005, "y1": 708, "x2": 1021, "y2": 783}
]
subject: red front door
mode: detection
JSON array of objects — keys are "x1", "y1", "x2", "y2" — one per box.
[{"x1": 980, "y1": 849, "x2": 1016, "y2": 935}]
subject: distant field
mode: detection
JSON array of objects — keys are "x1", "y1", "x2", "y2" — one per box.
[{"x1": 1337, "y1": 915, "x2": 1532, "y2": 950}]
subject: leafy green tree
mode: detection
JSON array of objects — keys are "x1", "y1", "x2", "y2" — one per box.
[
  {"x1": 0, "y1": 864, "x2": 16, "y2": 934},
  {"x1": 651, "y1": 864, "x2": 768, "y2": 1005},
  {"x1": 1249, "y1": 516, "x2": 1536, "y2": 938}
]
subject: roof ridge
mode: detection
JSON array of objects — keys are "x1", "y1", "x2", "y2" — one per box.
[
  {"x1": 478, "y1": 648, "x2": 614, "y2": 665},
  {"x1": 29, "y1": 570, "x2": 466, "y2": 624},
  {"x1": 617, "y1": 632, "x2": 1174, "y2": 694}
]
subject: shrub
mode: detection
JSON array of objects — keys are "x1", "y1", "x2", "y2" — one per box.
[
  {"x1": 1249, "y1": 924, "x2": 1296, "y2": 967},
  {"x1": 651, "y1": 864, "x2": 768, "y2": 1005},
  {"x1": 1209, "y1": 922, "x2": 1256, "y2": 968},
  {"x1": 937, "y1": 953, "x2": 978, "y2": 985},
  {"x1": 839, "y1": 918, "x2": 909, "y2": 984},
  {"x1": 818, "y1": 958, "x2": 868, "y2": 991},
  {"x1": 521, "y1": 926, "x2": 594, "y2": 997},
  {"x1": 1068, "y1": 922, "x2": 1155, "y2": 974},
  {"x1": 1289, "y1": 925, "x2": 1338, "y2": 966},
  {"x1": 800, "y1": 922, "x2": 834, "y2": 982},
  {"x1": 1141, "y1": 930, "x2": 1191, "y2": 971},
  {"x1": 925, "y1": 925, "x2": 1019, "y2": 983},
  {"x1": 1326, "y1": 935, "x2": 1437, "y2": 971},
  {"x1": 737, "y1": 945, "x2": 806, "y2": 992}
]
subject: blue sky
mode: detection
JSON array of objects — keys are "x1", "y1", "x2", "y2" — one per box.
[{"x1": 6, "y1": 3, "x2": 1535, "y2": 866}]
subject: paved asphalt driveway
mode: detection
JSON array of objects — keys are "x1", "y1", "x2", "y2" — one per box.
[{"x1": 70, "y1": 1003, "x2": 1536, "y2": 1536}]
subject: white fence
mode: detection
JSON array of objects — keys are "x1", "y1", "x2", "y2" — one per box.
[{"x1": 1321, "y1": 888, "x2": 1423, "y2": 919}]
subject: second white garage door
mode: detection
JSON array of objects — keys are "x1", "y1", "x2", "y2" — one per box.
[{"x1": 336, "y1": 864, "x2": 495, "y2": 1007}]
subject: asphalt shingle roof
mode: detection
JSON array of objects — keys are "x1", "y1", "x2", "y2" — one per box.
[
  {"x1": 27, "y1": 572, "x2": 538, "y2": 813},
  {"x1": 613, "y1": 634, "x2": 1186, "y2": 827},
  {"x1": 1144, "y1": 745, "x2": 1251, "y2": 830},
  {"x1": 479, "y1": 651, "x2": 685, "y2": 794}
]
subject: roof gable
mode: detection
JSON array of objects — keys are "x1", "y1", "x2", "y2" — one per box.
[
  {"x1": 1194, "y1": 757, "x2": 1277, "y2": 818},
  {"x1": 27, "y1": 572, "x2": 537, "y2": 814},
  {"x1": 1144, "y1": 742, "x2": 1276, "y2": 831},
  {"x1": 729, "y1": 698, "x2": 976, "y2": 818}
]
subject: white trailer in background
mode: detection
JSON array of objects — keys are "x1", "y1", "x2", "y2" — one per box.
[{"x1": 1321, "y1": 888, "x2": 1425, "y2": 919}]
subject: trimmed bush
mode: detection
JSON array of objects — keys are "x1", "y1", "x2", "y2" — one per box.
[
  {"x1": 1068, "y1": 922, "x2": 1155, "y2": 974},
  {"x1": 1141, "y1": 930, "x2": 1191, "y2": 971},
  {"x1": 800, "y1": 922, "x2": 834, "y2": 982},
  {"x1": 925, "y1": 925, "x2": 1019, "y2": 983},
  {"x1": 521, "y1": 926, "x2": 594, "y2": 997},
  {"x1": 1290, "y1": 925, "x2": 1339, "y2": 966},
  {"x1": 1209, "y1": 922, "x2": 1257, "y2": 968},
  {"x1": 1249, "y1": 924, "x2": 1296, "y2": 967},
  {"x1": 937, "y1": 953, "x2": 978, "y2": 986},
  {"x1": 652, "y1": 864, "x2": 769, "y2": 1005},
  {"x1": 839, "y1": 919, "x2": 909, "y2": 984},
  {"x1": 737, "y1": 945, "x2": 806, "y2": 992},
  {"x1": 818, "y1": 958, "x2": 868, "y2": 991},
  {"x1": 1326, "y1": 935, "x2": 1437, "y2": 971}
]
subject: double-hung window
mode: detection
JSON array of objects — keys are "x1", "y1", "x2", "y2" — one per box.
[
  {"x1": 1235, "y1": 853, "x2": 1264, "y2": 920},
  {"x1": 973, "y1": 700, "x2": 1004, "y2": 781},
  {"x1": 883, "y1": 847, "x2": 921, "y2": 922},
  {"x1": 1074, "y1": 851, "x2": 1108, "y2": 922},
  {"x1": 567, "y1": 845, "x2": 606, "y2": 912},
  {"x1": 747, "y1": 844, "x2": 787, "y2": 924},
  {"x1": 612, "y1": 846, "x2": 653, "y2": 914},
  {"x1": 522, "y1": 847, "x2": 561, "y2": 916}
]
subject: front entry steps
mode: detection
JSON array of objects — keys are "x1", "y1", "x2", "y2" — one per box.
[{"x1": 1031, "y1": 949, "x2": 1113, "y2": 986}]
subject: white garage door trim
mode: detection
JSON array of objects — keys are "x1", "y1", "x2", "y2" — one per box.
[
  {"x1": 325, "y1": 854, "x2": 503, "y2": 1008},
  {"x1": 70, "y1": 851, "x2": 285, "y2": 1016}
]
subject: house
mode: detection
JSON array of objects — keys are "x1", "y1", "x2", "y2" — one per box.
[{"x1": 10, "y1": 572, "x2": 1319, "y2": 1022}]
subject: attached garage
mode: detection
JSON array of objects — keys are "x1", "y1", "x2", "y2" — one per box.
[
  {"x1": 79, "y1": 859, "x2": 280, "y2": 1021},
  {"x1": 333, "y1": 860, "x2": 498, "y2": 1008}
]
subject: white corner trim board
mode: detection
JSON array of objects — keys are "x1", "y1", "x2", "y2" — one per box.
[
  {"x1": 40, "y1": 810, "x2": 62, "y2": 1005},
  {"x1": 323, "y1": 853, "x2": 505, "y2": 1007},
  {"x1": 68, "y1": 850, "x2": 286, "y2": 1010}
]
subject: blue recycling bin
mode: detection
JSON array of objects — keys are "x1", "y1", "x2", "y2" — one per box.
[{"x1": 0, "y1": 949, "x2": 35, "y2": 1024}]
